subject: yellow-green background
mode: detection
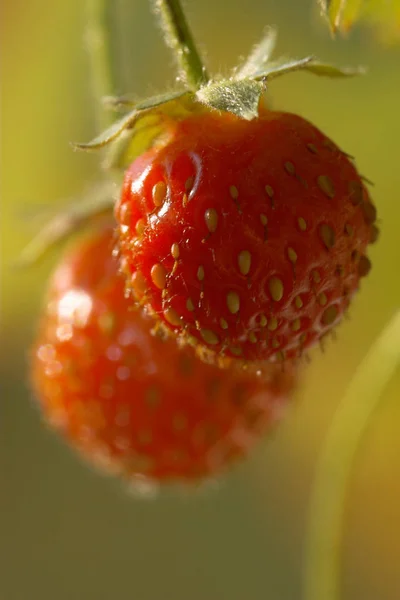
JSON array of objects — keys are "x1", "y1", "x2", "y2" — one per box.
[{"x1": 2, "y1": 1, "x2": 400, "y2": 599}]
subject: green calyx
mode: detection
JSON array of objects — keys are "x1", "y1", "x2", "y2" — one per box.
[{"x1": 74, "y1": 19, "x2": 365, "y2": 171}]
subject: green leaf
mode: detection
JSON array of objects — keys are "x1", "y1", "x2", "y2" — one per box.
[
  {"x1": 196, "y1": 79, "x2": 264, "y2": 120},
  {"x1": 236, "y1": 27, "x2": 278, "y2": 79}
]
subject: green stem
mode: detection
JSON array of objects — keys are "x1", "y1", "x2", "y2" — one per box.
[
  {"x1": 85, "y1": 0, "x2": 118, "y2": 130},
  {"x1": 304, "y1": 310, "x2": 400, "y2": 600},
  {"x1": 155, "y1": 0, "x2": 209, "y2": 90}
]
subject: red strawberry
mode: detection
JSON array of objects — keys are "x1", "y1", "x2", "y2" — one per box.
[
  {"x1": 31, "y1": 225, "x2": 296, "y2": 486},
  {"x1": 115, "y1": 109, "x2": 377, "y2": 363}
]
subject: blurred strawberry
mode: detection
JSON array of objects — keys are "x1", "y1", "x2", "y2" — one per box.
[{"x1": 31, "y1": 225, "x2": 296, "y2": 486}]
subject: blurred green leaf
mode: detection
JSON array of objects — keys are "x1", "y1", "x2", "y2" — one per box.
[
  {"x1": 319, "y1": 0, "x2": 400, "y2": 42},
  {"x1": 319, "y1": 0, "x2": 363, "y2": 33},
  {"x1": 16, "y1": 182, "x2": 116, "y2": 267}
]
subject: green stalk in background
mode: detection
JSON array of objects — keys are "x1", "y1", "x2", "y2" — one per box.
[
  {"x1": 304, "y1": 310, "x2": 400, "y2": 600},
  {"x1": 85, "y1": 0, "x2": 119, "y2": 130}
]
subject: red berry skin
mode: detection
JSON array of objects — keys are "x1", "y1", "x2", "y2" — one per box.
[
  {"x1": 115, "y1": 110, "x2": 377, "y2": 362},
  {"x1": 31, "y1": 226, "x2": 296, "y2": 485}
]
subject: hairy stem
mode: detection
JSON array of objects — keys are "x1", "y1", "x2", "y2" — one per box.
[
  {"x1": 304, "y1": 311, "x2": 400, "y2": 600},
  {"x1": 154, "y1": 0, "x2": 209, "y2": 90}
]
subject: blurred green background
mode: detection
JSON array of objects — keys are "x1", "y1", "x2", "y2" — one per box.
[{"x1": 2, "y1": 1, "x2": 400, "y2": 599}]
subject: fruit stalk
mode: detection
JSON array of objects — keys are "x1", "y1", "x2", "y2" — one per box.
[
  {"x1": 154, "y1": 0, "x2": 209, "y2": 89},
  {"x1": 86, "y1": 0, "x2": 119, "y2": 129}
]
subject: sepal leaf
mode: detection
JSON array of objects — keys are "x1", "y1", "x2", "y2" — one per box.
[
  {"x1": 73, "y1": 109, "x2": 140, "y2": 151},
  {"x1": 73, "y1": 91, "x2": 192, "y2": 151},
  {"x1": 196, "y1": 79, "x2": 264, "y2": 120},
  {"x1": 253, "y1": 57, "x2": 365, "y2": 80},
  {"x1": 236, "y1": 27, "x2": 278, "y2": 79}
]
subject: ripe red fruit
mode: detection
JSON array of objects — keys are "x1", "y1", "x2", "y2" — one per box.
[
  {"x1": 115, "y1": 109, "x2": 377, "y2": 363},
  {"x1": 31, "y1": 225, "x2": 296, "y2": 485}
]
